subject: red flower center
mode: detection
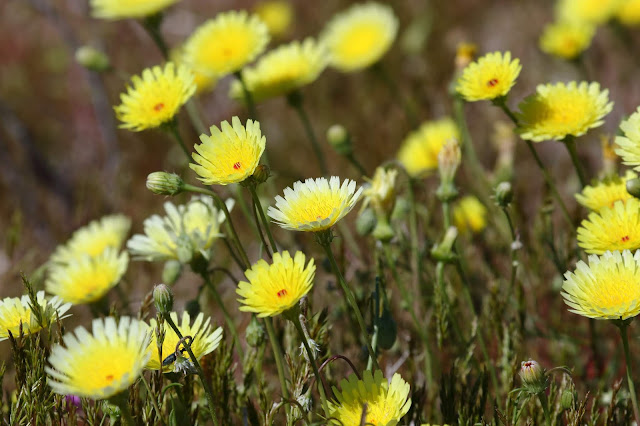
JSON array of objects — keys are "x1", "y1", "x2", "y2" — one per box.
[
  {"x1": 277, "y1": 289, "x2": 288, "y2": 298},
  {"x1": 153, "y1": 103, "x2": 165, "y2": 112},
  {"x1": 487, "y1": 78, "x2": 499, "y2": 87},
  {"x1": 233, "y1": 162, "x2": 242, "y2": 170},
  {"x1": 622, "y1": 235, "x2": 630, "y2": 242}
]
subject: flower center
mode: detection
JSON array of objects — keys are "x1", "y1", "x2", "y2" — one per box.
[
  {"x1": 622, "y1": 235, "x2": 630, "y2": 242},
  {"x1": 105, "y1": 374, "x2": 114, "y2": 382},
  {"x1": 277, "y1": 289, "x2": 288, "y2": 298},
  {"x1": 487, "y1": 78, "x2": 499, "y2": 87},
  {"x1": 153, "y1": 102, "x2": 165, "y2": 112},
  {"x1": 233, "y1": 162, "x2": 242, "y2": 170}
]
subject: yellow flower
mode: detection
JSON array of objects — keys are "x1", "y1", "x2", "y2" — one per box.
[
  {"x1": 397, "y1": 118, "x2": 459, "y2": 178},
  {"x1": 328, "y1": 370, "x2": 411, "y2": 426},
  {"x1": 562, "y1": 250, "x2": 640, "y2": 320},
  {"x1": 190, "y1": 117, "x2": 265, "y2": 185},
  {"x1": 453, "y1": 196, "x2": 488, "y2": 234},
  {"x1": 115, "y1": 62, "x2": 196, "y2": 131},
  {"x1": 268, "y1": 177, "x2": 362, "y2": 232},
  {"x1": 516, "y1": 81, "x2": 613, "y2": 142},
  {"x1": 147, "y1": 312, "x2": 222, "y2": 371},
  {"x1": 556, "y1": 0, "x2": 622, "y2": 25},
  {"x1": 321, "y1": 2, "x2": 398, "y2": 72},
  {"x1": 361, "y1": 167, "x2": 398, "y2": 215},
  {"x1": 183, "y1": 10, "x2": 269, "y2": 77},
  {"x1": 577, "y1": 199, "x2": 640, "y2": 254},
  {"x1": 170, "y1": 48, "x2": 218, "y2": 95},
  {"x1": 237, "y1": 251, "x2": 314, "y2": 317},
  {"x1": 539, "y1": 21, "x2": 596, "y2": 60},
  {"x1": 254, "y1": 0, "x2": 293, "y2": 37},
  {"x1": 0, "y1": 291, "x2": 71, "y2": 341},
  {"x1": 47, "y1": 317, "x2": 150, "y2": 399},
  {"x1": 127, "y1": 196, "x2": 232, "y2": 263},
  {"x1": 617, "y1": 0, "x2": 640, "y2": 25},
  {"x1": 456, "y1": 51, "x2": 521, "y2": 102},
  {"x1": 615, "y1": 107, "x2": 640, "y2": 170},
  {"x1": 90, "y1": 0, "x2": 178, "y2": 20},
  {"x1": 50, "y1": 215, "x2": 130, "y2": 264},
  {"x1": 575, "y1": 170, "x2": 637, "y2": 211},
  {"x1": 230, "y1": 38, "x2": 328, "y2": 102},
  {"x1": 46, "y1": 248, "x2": 129, "y2": 305}
]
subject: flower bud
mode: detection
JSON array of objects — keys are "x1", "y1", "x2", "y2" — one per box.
[
  {"x1": 75, "y1": 46, "x2": 110, "y2": 72},
  {"x1": 372, "y1": 216, "x2": 394, "y2": 242},
  {"x1": 390, "y1": 197, "x2": 410, "y2": 221},
  {"x1": 438, "y1": 139, "x2": 461, "y2": 184},
  {"x1": 455, "y1": 42, "x2": 477, "y2": 71},
  {"x1": 363, "y1": 167, "x2": 398, "y2": 216},
  {"x1": 162, "y1": 260, "x2": 182, "y2": 285},
  {"x1": 252, "y1": 164, "x2": 271, "y2": 184},
  {"x1": 356, "y1": 207, "x2": 377, "y2": 236},
  {"x1": 185, "y1": 299, "x2": 201, "y2": 318},
  {"x1": 146, "y1": 172, "x2": 184, "y2": 196},
  {"x1": 519, "y1": 359, "x2": 548, "y2": 395},
  {"x1": 326, "y1": 124, "x2": 352, "y2": 155},
  {"x1": 431, "y1": 226, "x2": 458, "y2": 262},
  {"x1": 245, "y1": 315, "x2": 267, "y2": 347},
  {"x1": 153, "y1": 284, "x2": 174, "y2": 315},
  {"x1": 561, "y1": 390, "x2": 574, "y2": 410},
  {"x1": 627, "y1": 177, "x2": 640, "y2": 199},
  {"x1": 495, "y1": 181, "x2": 513, "y2": 207}
]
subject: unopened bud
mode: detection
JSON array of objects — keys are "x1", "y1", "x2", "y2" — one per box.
[
  {"x1": 245, "y1": 315, "x2": 267, "y2": 347},
  {"x1": 75, "y1": 46, "x2": 110, "y2": 72},
  {"x1": 519, "y1": 359, "x2": 548, "y2": 395},
  {"x1": 455, "y1": 42, "x2": 477, "y2": 71},
  {"x1": 431, "y1": 226, "x2": 458, "y2": 262},
  {"x1": 390, "y1": 197, "x2": 410, "y2": 221},
  {"x1": 561, "y1": 390, "x2": 574, "y2": 410},
  {"x1": 495, "y1": 181, "x2": 513, "y2": 207},
  {"x1": 252, "y1": 164, "x2": 270, "y2": 184},
  {"x1": 146, "y1": 172, "x2": 184, "y2": 196},
  {"x1": 372, "y1": 216, "x2": 394, "y2": 242},
  {"x1": 162, "y1": 260, "x2": 182, "y2": 285},
  {"x1": 153, "y1": 284, "x2": 174, "y2": 315},
  {"x1": 627, "y1": 177, "x2": 640, "y2": 199},
  {"x1": 356, "y1": 207, "x2": 377, "y2": 236},
  {"x1": 438, "y1": 139, "x2": 461, "y2": 184},
  {"x1": 326, "y1": 124, "x2": 352, "y2": 155}
]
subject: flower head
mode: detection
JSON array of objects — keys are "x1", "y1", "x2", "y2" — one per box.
[
  {"x1": 539, "y1": 21, "x2": 596, "y2": 60},
  {"x1": 237, "y1": 251, "x2": 315, "y2": 317},
  {"x1": 397, "y1": 118, "x2": 460, "y2": 178},
  {"x1": 321, "y1": 2, "x2": 398, "y2": 72},
  {"x1": 617, "y1": 0, "x2": 640, "y2": 26},
  {"x1": 615, "y1": 107, "x2": 640, "y2": 170},
  {"x1": 115, "y1": 63, "x2": 196, "y2": 131},
  {"x1": 519, "y1": 359, "x2": 548, "y2": 395},
  {"x1": 456, "y1": 51, "x2": 521, "y2": 102},
  {"x1": 148, "y1": 312, "x2": 222, "y2": 371},
  {"x1": 562, "y1": 250, "x2": 640, "y2": 319},
  {"x1": 90, "y1": 0, "x2": 178, "y2": 20},
  {"x1": 516, "y1": 81, "x2": 612, "y2": 142},
  {"x1": 453, "y1": 196, "x2": 488, "y2": 234},
  {"x1": 46, "y1": 248, "x2": 129, "y2": 305},
  {"x1": 183, "y1": 11, "x2": 269, "y2": 77},
  {"x1": 575, "y1": 170, "x2": 637, "y2": 211},
  {"x1": 254, "y1": 1, "x2": 293, "y2": 37},
  {"x1": 230, "y1": 38, "x2": 328, "y2": 102},
  {"x1": 127, "y1": 196, "x2": 232, "y2": 263},
  {"x1": 577, "y1": 198, "x2": 640, "y2": 254},
  {"x1": 50, "y1": 215, "x2": 130, "y2": 264},
  {"x1": 556, "y1": 0, "x2": 621, "y2": 25},
  {"x1": 268, "y1": 177, "x2": 362, "y2": 232},
  {"x1": 0, "y1": 291, "x2": 71, "y2": 341},
  {"x1": 328, "y1": 370, "x2": 411, "y2": 426},
  {"x1": 47, "y1": 317, "x2": 150, "y2": 399},
  {"x1": 190, "y1": 117, "x2": 265, "y2": 186},
  {"x1": 361, "y1": 167, "x2": 398, "y2": 215}
]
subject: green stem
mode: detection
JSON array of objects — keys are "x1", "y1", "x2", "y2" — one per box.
[
  {"x1": 248, "y1": 184, "x2": 278, "y2": 254},
  {"x1": 564, "y1": 136, "x2": 587, "y2": 188},
  {"x1": 407, "y1": 178, "x2": 422, "y2": 289},
  {"x1": 110, "y1": 392, "x2": 135, "y2": 426},
  {"x1": 346, "y1": 153, "x2": 367, "y2": 176},
  {"x1": 287, "y1": 91, "x2": 328, "y2": 175},
  {"x1": 454, "y1": 97, "x2": 487, "y2": 189},
  {"x1": 617, "y1": 320, "x2": 640, "y2": 425},
  {"x1": 319, "y1": 236, "x2": 380, "y2": 370},
  {"x1": 502, "y1": 207, "x2": 522, "y2": 323},
  {"x1": 264, "y1": 317, "x2": 291, "y2": 423},
  {"x1": 538, "y1": 391, "x2": 552, "y2": 426},
  {"x1": 166, "y1": 120, "x2": 190, "y2": 161},
  {"x1": 141, "y1": 14, "x2": 169, "y2": 59},
  {"x1": 139, "y1": 373, "x2": 165, "y2": 426},
  {"x1": 164, "y1": 316, "x2": 220, "y2": 426},
  {"x1": 234, "y1": 71, "x2": 258, "y2": 120},
  {"x1": 185, "y1": 100, "x2": 207, "y2": 135}
]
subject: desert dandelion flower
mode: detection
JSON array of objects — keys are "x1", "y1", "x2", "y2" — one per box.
[
  {"x1": 0, "y1": 291, "x2": 71, "y2": 341},
  {"x1": 170, "y1": 48, "x2": 218, "y2": 95},
  {"x1": 539, "y1": 21, "x2": 596, "y2": 60},
  {"x1": 615, "y1": 107, "x2": 640, "y2": 170},
  {"x1": 50, "y1": 215, "x2": 130, "y2": 264},
  {"x1": 516, "y1": 81, "x2": 612, "y2": 142},
  {"x1": 90, "y1": 0, "x2": 178, "y2": 20},
  {"x1": 321, "y1": 2, "x2": 398, "y2": 72},
  {"x1": 328, "y1": 370, "x2": 411, "y2": 426},
  {"x1": 577, "y1": 198, "x2": 640, "y2": 254},
  {"x1": 254, "y1": 0, "x2": 293, "y2": 37},
  {"x1": 237, "y1": 251, "x2": 315, "y2": 317},
  {"x1": 268, "y1": 177, "x2": 362, "y2": 232},
  {"x1": 190, "y1": 117, "x2": 265, "y2": 186},
  {"x1": 453, "y1": 196, "x2": 488, "y2": 234},
  {"x1": 46, "y1": 248, "x2": 129, "y2": 305},
  {"x1": 397, "y1": 118, "x2": 460, "y2": 178},
  {"x1": 575, "y1": 170, "x2": 637, "y2": 211},
  {"x1": 230, "y1": 38, "x2": 328, "y2": 102},
  {"x1": 556, "y1": 0, "x2": 621, "y2": 25},
  {"x1": 148, "y1": 312, "x2": 222, "y2": 371},
  {"x1": 456, "y1": 51, "x2": 521, "y2": 102},
  {"x1": 114, "y1": 62, "x2": 196, "y2": 132},
  {"x1": 617, "y1": 0, "x2": 640, "y2": 26},
  {"x1": 183, "y1": 10, "x2": 269, "y2": 77},
  {"x1": 47, "y1": 317, "x2": 150, "y2": 399}
]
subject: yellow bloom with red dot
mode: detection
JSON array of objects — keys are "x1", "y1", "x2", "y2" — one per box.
[
  {"x1": 183, "y1": 10, "x2": 269, "y2": 77},
  {"x1": 453, "y1": 196, "x2": 488, "y2": 234},
  {"x1": 615, "y1": 107, "x2": 640, "y2": 170},
  {"x1": 0, "y1": 291, "x2": 71, "y2": 341},
  {"x1": 46, "y1": 317, "x2": 150, "y2": 399},
  {"x1": 321, "y1": 2, "x2": 398, "y2": 72},
  {"x1": 516, "y1": 81, "x2": 612, "y2": 142},
  {"x1": 115, "y1": 62, "x2": 196, "y2": 131},
  {"x1": 90, "y1": 0, "x2": 178, "y2": 20},
  {"x1": 268, "y1": 177, "x2": 362, "y2": 232},
  {"x1": 237, "y1": 251, "x2": 315, "y2": 317},
  {"x1": 575, "y1": 170, "x2": 637, "y2": 211},
  {"x1": 190, "y1": 117, "x2": 265, "y2": 185},
  {"x1": 539, "y1": 21, "x2": 595, "y2": 60},
  {"x1": 328, "y1": 369, "x2": 411, "y2": 426},
  {"x1": 456, "y1": 51, "x2": 521, "y2": 102},
  {"x1": 562, "y1": 250, "x2": 640, "y2": 320},
  {"x1": 577, "y1": 198, "x2": 640, "y2": 254}
]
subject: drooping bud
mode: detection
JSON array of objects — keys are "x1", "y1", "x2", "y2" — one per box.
[
  {"x1": 495, "y1": 181, "x2": 514, "y2": 208},
  {"x1": 326, "y1": 124, "x2": 352, "y2": 155},
  {"x1": 627, "y1": 177, "x2": 640, "y2": 199},
  {"x1": 519, "y1": 359, "x2": 548, "y2": 395},
  {"x1": 162, "y1": 260, "x2": 182, "y2": 285},
  {"x1": 431, "y1": 226, "x2": 458, "y2": 263},
  {"x1": 75, "y1": 46, "x2": 110, "y2": 72},
  {"x1": 153, "y1": 284, "x2": 174, "y2": 315},
  {"x1": 146, "y1": 172, "x2": 184, "y2": 196}
]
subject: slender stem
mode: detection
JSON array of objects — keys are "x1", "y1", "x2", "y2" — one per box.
[
  {"x1": 618, "y1": 321, "x2": 640, "y2": 424},
  {"x1": 454, "y1": 97, "x2": 487, "y2": 189},
  {"x1": 407, "y1": 178, "x2": 422, "y2": 289},
  {"x1": 248, "y1": 185, "x2": 278, "y2": 254},
  {"x1": 185, "y1": 100, "x2": 207, "y2": 135},
  {"x1": 234, "y1": 71, "x2": 258, "y2": 120},
  {"x1": 264, "y1": 317, "x2": 291, "y2": 423},
  {"x1": 287, "y1": 92, "x2": 328, "y2": 175},
  {"x1": 319, "y1": 238, "x2": 380, "y2": 370},
  {"x1": 164, "y1": 315, "x2": 220, "y2": 426},
  {"x1": 140, "y1": 14, "x2": 169, "y2": 59},
  {"x1": 165, "y1": 120, "x2": 190, "y2": 161},
  {"x1": 564, "y1": 136, "x2": 587, "y2": 188},
  {"x1": 346, "y1": 153, "x2": 367, "y2": 176},
  {"x1": 110, "y1": 392, "x2": 135, "y2": 426},
  {"x1": 538, "y1": 391, "x2": 551, "y2": 426},
  {"x1": 290, "y1": 315, "x2": 329, "y2": 416},
  {"x1": 139, "y1": 373, "x2": 165, "y2": 426},
  {"x1": 502, "y1": 207, "x2": 522, "y2": 320},
  {"x1": 251, "y1": 193, "x2": 273, "y2": 258}
]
